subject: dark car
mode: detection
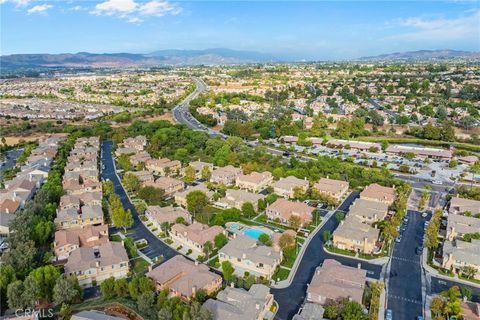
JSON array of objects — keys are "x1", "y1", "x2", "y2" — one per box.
[
  {"x1": 415, "y1": 246, "x2": 423, "y2": 255},
  {"x1": 282, "y1": 151, "x2": 291, "y2": 157}
]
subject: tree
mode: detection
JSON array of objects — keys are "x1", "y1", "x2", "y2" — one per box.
[
  {"x1": 158, "y1": 308, "x2": 173, "y2": 320},
  {"x1": 441, "y1": 286, "x2": 462, "y2": 319},
  {"x1": 425, "y1": 209, "x2": 442, "y2": 249},
  {"x1": 201, "y1": 166, "x2": 212, "y2": 181},
  {"x1": 241, "y1": 202, "x2": 256, "y2": 219},
  {"x1": 221, "y1": 261, "x2": 235, "y2": 282},
  {"x1": 28, "y1": 265, "x2": 60, "y2": 301},
  {"x1": 123, "y1": 173, "x2": 140, "y2": 192},
  {"x1": 184, "y1": 166, "x2": 196, "y2": 184},
  {"x1": 292, "y1": 186, "x2": 305, "y2": 199},
  {"x1": 0, "y1": 264, "x2": 16, "y2": 297},
  {"x1": 7, "y1": 280, "x2": 25, "y2": 309},
  {"x1": 137, "y1": 291, "x2": 155, "y2": 318},
  {"x1": 21, "y1": 276, "x2": 41, "y2": 309},
  {"x1": 111, "y1": 206, "x2": 134, "y2": 233},
  {"x1": 258, "y1": 233, "x2": 271, "y2": 246},
  {"x1": 58, "y1": 303, "x2": 72, "y2": 320},
  {"x1": 214, "y1": 233, "x2": 228, "y2": 249},
  {"x1": 103, "y1": 180, "x2": 114, "y2": 197},
  {"x1": 340, "y1": 300, "x2": 367, "y2": 320},
  {"x1": 186, "y1": 190, "x2": 208, "y2": 217},
  {"x1": 278, "y1": 233, "x2": 295, "y2": 250},
  {"x1": 138, "y1": 186, "x2": 164, "y2": 205},
  {"x1": 100, "y1": 277, "x2": 116, "y2": 299},
  {"x1": 288, "y1": 215, "x2": 302, "y2": 229},
  {"x1": 128, "y1": 275, "x2": 154, "y2": 301},
  {"x1": 430, "y1": 296, "x2": 445, "y2": 319},
  {"x1": 114, "y1": 278, "x2": 129, "y2": 297},
  {"x1": 53, "y1": 276, "x2": 82, "y2": 306},
  {"x1": 194, "y1": 288, "x2": 208, "y2": 303},
  {"x1": 117, "y1": 154, "x2": 132, "y2": 171},
  {"x1": 203, "y1": 241, "x2": 214, "y2": 260}
]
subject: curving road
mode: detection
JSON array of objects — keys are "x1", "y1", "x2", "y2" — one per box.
[{"x1": 101, "y1": 140, "x2": 178, "y2": 261}]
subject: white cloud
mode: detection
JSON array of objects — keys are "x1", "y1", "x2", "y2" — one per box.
[
  {"x1": 1, "y1": 0, "x2": 32, "y2": 7},
  {"x1": 27, "y1": 3, "x2": 52, "y2": 14},
  {"x1": 388, "y1": 10, "x2": 480, "y2": 41},
  {"x1": 91, "y1": 0, "x2": 181, "y2": 22},
  {"x1": 70, "y1": 5, "x2": 83, "y2": 11}
]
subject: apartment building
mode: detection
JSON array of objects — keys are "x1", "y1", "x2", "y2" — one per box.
[
  {"x1": 273, "y1": 176, "x2": 309, "y2": 199},
  {"x1": 442, "y1": 240, "x2": 480, "y2": 280},
  {"x1": 313, "y1": 178, "x2": 349, "y2": 202},
  {"x1": 215, "y1": 189, "x2": 265, "y2": 211},
  {"x1": 145, "y1": 205, "x2": 192, "y2": 227},
  {"x1": 360, "y1": 183, "x2": 396, "y2": 205},
  {"x1": 145, "y1": 177, "x2": 184, "y2": 196},
  {"x1": 185, "y1": 160, "x2": 214, "y2": 179},
  {"x1": 446, "y1": 214, "x2": 480, "y2": 241},
  {"x1": 235, "y1": 171, "x2": 273, "y2": 192},
  {"x1": 449, "y1": 197, "x2": 480, "y2": 215},
  {"x1": 348, "y1": 198, "x2": 389, "y2": 225},
  {"x1": 64, "y1": 242, "x2": 129, "y2": 287},
  {"x1": 265, "y1": 198, "x2": 315, "y2": 227},
  {"x1": 332, "y1": 216, "x2": 379, "y2": 254},
  {"x1": 210, "y1": 165, "x2": 243, "y2": 186},
  {"x1": 170, "y1": 223, "x2": 224, "y2": 254},
  {"x1": 146, "y1": 158, "x2": 181, "y2": 176},
  {"x1": 147, "y1": 255, "x2": 222, "y2": 301},
  {"x1": 54, "y1": 224, "x2": 109, "y2": 259},
  {"x1": 218, "y1": 234, "x2": 281, "y2": 279},
  {"x1": 307, "y1": 259, "x2": 367, "y2": 305},
  {"x1": 203, "y1": 284, "x2": 274, "y2": 320}
]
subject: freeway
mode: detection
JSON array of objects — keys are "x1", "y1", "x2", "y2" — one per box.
[
  {"x1": 101, "y1": 140, "x2": 178, "y2": 261},
  {"x1": 272, "y1": 192, "x2": 384, "y2": 320}
]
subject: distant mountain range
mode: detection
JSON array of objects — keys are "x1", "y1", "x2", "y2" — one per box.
[
  {"x1": 1, "y1": 48, "x2": 478, "y2": 69},
  {"x1": 358, "y1": 49, "x2": 480, "y2": 61},
  {"x1": 0, "y1": 48, "x2": 278, "y2": 69}
]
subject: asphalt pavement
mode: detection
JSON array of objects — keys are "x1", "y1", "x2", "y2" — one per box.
[
  {"x1": 272, "y1": 192, "x2": 383, "y2": 320},
  {"x1": 386, "y1": 210, "x2": 425, "y2": 320},
  {"x1": 101, "y1": 140, "x2": 178, "y2": 261}
]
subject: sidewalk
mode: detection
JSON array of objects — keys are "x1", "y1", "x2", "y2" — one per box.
[
  {"x1": 323, "y1": 246, "x2": 390, "y2": 265},
  {"x1": 271, "y1": 210, "x2": 335, "y2": 289}
]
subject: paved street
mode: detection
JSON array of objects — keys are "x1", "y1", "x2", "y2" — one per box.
[
  {"x1": 101, "y1": 140, "x2": 178, "y2": 261},
  {"x1": 272, "y1": 192, "x2": 384, "y2": 320},
  {"x1": 0, "y1": 148, "x2": 23, "y2": 179},
  {"x1": 429, "y1": 277, "x2": 480, "y2": 302},
  {"x1": 387, "y1": 210, "x2": 425, "y2": 320}
]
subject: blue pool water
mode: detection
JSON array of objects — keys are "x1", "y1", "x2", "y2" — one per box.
[{"x1": 243, "y1": 228, "x2": 267, "y2": 240}]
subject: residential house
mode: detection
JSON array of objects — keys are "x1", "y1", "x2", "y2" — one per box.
[
  {"x1": 54, "y1": 225, "x2": 109, "y2": 259},
  {"x1": 265, "y1": 198, "x2": 315, "y2": 227},
  {"x1": 122, "y1": 135, "x2": 147, "y2": 151},
  {"x1": 185, "y1": 160, "x2": 214, "y2": 179},
  {"x1": 348, "y1": 199, "x2": 389, "y2": 225},
  {"x1": 210, "y1": 165, "x2": 243, "y2": 186},
  {"x1": 215, "y1": 189, "x2": 264, "y2": 211},
  {"x1": 64, "y1": 242, "x2": 129, "y2": 287},
  {"x1": 273, "y1": 176, "x2": 309, "y2": 199},
  {"x1": 127, "y1": 170, "x2": 154, "y2": 187},
  {"x1": 442, "y1": 240, "x2": 480, "y2": 280},
  {"x1": 147, "y1": 255, "x2": 222, "y2": 301},
  {"x1": 54, "y1": 204, "x2": 104, "y2": 230},
  {"x1": 235, "y1": 171, "x2": 273, "y2": 192},
  {"x1": 332, "y1": 216, "x2": 380, "y2": 254},
  {"x1": 170, "y1": 223, "x2": 224, "y2": 254},
  {"x1": 218, "y1": 234, "x2": 281, "y2": 279},
  {"x1": 449, "y1": 197, "x2": 480, "y2": 216},
  {"x1": 145, "y1": 205, "x2": 192, "y2": 228},
  {"x1": 446, "y1": 214, "x2": 480, "y2": 241},
  {"x1": 146, "y1": 158, "x2": 181, "y2": 176},
  {"x1": 174, "y1": 184, "x2": 213, "y2": 207},
  {"x1": 306, "y1": 259, "x2": 367, "y2": 305},
  {"x1": 313, "y1": 178, "x2": 349, "y2": 202},
  {"x1": 145, "y1": 177, "x2": 184, "y2": 197},
  {"x1": 203, "y1": 284, "x2": 274, "y2": 320},
  {"x1": 360, "y1": 183, "x2": 396, "y2": 205}
]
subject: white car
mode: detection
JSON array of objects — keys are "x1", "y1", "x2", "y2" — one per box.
[{"x1": 432, "y1": 180, "x2": 443, "y2": 185}]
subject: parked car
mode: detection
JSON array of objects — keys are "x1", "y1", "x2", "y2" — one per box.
[
  {"x1": 415, "y1": 246, "x2": 423, "y2": 255},
  {"x1": 395, "y1": 236, "x2": 402, "y2": 243},
  {"x1": 386, "y1": 309, "x2": 393, "y2": 320}
]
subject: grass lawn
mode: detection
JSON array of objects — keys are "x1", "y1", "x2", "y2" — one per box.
[
  {"x1": 459, "y1": 275, "x2": 480, "y2": 284},
  {"x1": 325, "y1": 245, "x2": 356, "y2": 257},
  {"x1": 272, "y1": 267, "x2": 290, "y2": 282},
  {"x1": 131, "y1": 257, "x2": 150, "y2": 274}
]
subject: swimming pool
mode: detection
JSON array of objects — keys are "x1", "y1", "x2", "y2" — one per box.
[{"x1": 243, "y1": 228, "x2": 267, "y2": 240}]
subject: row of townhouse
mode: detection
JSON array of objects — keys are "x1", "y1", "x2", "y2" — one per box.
[
  {"x1": 53, "y1": 137, "x2": 129, "y2": 287},
  {"x1": 442, "y1": 197, "x2": 480, "y2": 280},
  {"x1": 0, "y1": 134, "x2": 66, "y2": 236},
  {"x1": 332, "y1": 183, "x2": 395, "y2": 254}
]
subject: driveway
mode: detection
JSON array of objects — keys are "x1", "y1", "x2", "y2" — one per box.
[{"x1": 101, "y1": 140, "x2": 178, "y2": 262}]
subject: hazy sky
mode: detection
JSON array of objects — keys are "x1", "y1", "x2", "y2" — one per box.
[{"x1": 1, "y1": 0, "x2": 479, "y2": 59}]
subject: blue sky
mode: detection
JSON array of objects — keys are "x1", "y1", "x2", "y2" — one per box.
[{"x1": 1, "y1": 0, "x2": 479, "y2": 59}]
